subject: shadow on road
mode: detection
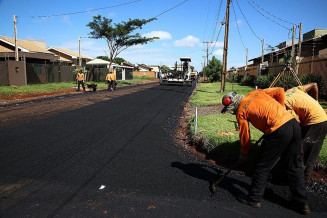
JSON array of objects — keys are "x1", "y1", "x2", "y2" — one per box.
[{"x1": 170, "y1": 161, "x2": 296, "y2": 211}]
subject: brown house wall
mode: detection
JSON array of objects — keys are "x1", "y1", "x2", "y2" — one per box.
[{"x1": 133, "y1": 71, "x2": 155, "y2": 77}]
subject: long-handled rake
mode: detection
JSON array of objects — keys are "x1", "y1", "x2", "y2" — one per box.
[{"x1": 211, "y1": 135, "x2": 264, "y2": 194}]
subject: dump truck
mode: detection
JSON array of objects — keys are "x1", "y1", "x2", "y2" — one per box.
[{"x1": 160, "y1": 57, "x2": 194, "y2": 86}]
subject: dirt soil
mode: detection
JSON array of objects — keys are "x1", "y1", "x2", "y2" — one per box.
[{"x1": 174, "y1": 90, "x2": 327, "y2": 185}]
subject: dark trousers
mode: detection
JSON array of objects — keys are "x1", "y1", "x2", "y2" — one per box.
[
  {"x1": 77, "y1": 80, "x2": 85, "y2": 91},
  {"x1": 301, "y1": 121, "x2": 327, "y2": 182},
  {"x1": 248, "y1": 119, "x2": 307, "y2": 204}
]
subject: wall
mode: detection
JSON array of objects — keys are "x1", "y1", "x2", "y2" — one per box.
[
  {"x1": 0, "y1": 61, "x2": 9, "y2": 85},
  {"x1": 7, "y1": 61, "x2": 26, "y2": 86},
  {"x1": 133, "y1": 71, "x2": 156, "y2": 77}
]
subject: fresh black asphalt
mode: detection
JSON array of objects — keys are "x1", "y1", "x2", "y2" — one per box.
[{"x1": 0, "y1": 84, "x2": 326, "y2": 217}]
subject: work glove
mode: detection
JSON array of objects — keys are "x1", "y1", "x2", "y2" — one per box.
[{"x1": 238, "y1": 153, "x2": 248, "y2": 164}]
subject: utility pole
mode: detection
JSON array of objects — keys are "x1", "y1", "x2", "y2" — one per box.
[
  {"x1": 245, "y1": 48, "x2": 248, "y2": 76},
  {"x1": 202, "y1": 41, "x2": 213, "y2": 66},
  {"x1": 202, "y1": 56, "x2": 206, "y2": 67},
  {"x1": 13, "y1": 15, "x2": 19, "y2": 61},
  {"x1": 220, "y1": 0, "x2": 231, "y2": 93},
  {"x1": 78, "y1": 36, "x2": 82, "y2": 67},
  {"x1": 296, "y1": 23, "x2": 303, "y2": 74},
  {"x1": 261, "y1": 39, "x2": 265, "y2": 63},
  {"x1": 291, "y1": 25, "x2": 296, "y2": 70}
]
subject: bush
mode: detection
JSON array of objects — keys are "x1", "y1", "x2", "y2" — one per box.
[
  {"x1": 299, "y1": 73, "x2": 324, "y2": 94},
  {"x1": 255, "y1": 74, "x2": 283, "y2": 89},
  {"x1": 240, "y1": 75, "x2": 256, "y2": 86}
]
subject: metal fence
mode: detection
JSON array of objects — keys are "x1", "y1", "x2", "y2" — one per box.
[{"x1": 26, "y1": 64, "x2": 75, "y2": 84}]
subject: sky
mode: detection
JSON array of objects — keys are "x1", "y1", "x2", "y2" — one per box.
[{"x1": 1, "y1": 0, "x2": 326, "y2": 71}]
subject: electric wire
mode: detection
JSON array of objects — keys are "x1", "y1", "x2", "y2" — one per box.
[
  {"x1": 235, "y1": 0, "x2": 262, "y2": 41},
  {"x1": 246, "y1": 0, "x2": 290, "y2": 30},
  {"x1": 248, "y1": 0, "x2": 297, "y2": 26},
  {"x1": 231, "y1": 0, "x2": 246, "y2": 50},
  {"x1": 202, "y1": 0, "x2": 211, "y2": 42},
  {"x1": 210, "y1": 17, "x2": 224, "y2": 55},
  {"x1": 211, "y1": 0, "x2": 224, "y2": 42},
  {"x1": 26, "y1": 0, "x2": 143, "y2": 18},
  {"x1": 152, "y1": 0, "x2": 190, "y2": 18}
]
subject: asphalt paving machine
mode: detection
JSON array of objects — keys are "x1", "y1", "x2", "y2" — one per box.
[{"x1": 160, "y1": 57, "x2": 194, "y2": 86}]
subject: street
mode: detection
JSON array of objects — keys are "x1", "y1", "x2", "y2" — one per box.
[{"x1": 0, "y1": 83, "x2": 326, "y2": 217}]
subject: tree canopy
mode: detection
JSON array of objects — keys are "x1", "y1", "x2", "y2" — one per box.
[
  {"x1": 202, "y1": 56, "x2": 222, "y2": 82},
  {"x1": 160, "y1": 65, "x2": 171, "y2": 73},
  {"x1": 87, "y1": 15, "x2": 158, "y2": 69}
]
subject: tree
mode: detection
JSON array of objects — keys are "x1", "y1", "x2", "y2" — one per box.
[
  {"x1": 96, "y1": 56, "x2": 110, "y2": 61},
  {"x1": 87, "y1": 15, "x2": 158, "y2": 70},
  {"x1": 113, "y1": 57, "x2": 125, "y2": 65},
  {"x1": 202, "y1": 56, "x2": 222, "y2": 82},
  {"x1": 160, "y1": 65, "x2": 171, "y2": 74}
]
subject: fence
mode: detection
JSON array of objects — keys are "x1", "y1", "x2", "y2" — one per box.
[
  {"x1": 26, "y1": 64, "x2": 75, "y2": 84},
  {"x1": 0, "y1": 61, "x2": 9, "y2": 85}
]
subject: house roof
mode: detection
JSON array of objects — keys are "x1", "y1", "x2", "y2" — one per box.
[
  {"x1": 0, "y1": 35, "x2": 53, "y2": 54},
  {"x1": 48, "y1": 47, "x2": 93, "y2": 60},
  {"x1": 137, "y1": 64, "x2": 152, "y2": 70}
]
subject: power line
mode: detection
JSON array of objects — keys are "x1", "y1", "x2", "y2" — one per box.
[
  {"x1": 202, "y1": 0, "x2": 211, "y2": 41},
  {"x1": 210, "y1": 0, "x2": 223, "y2": 42},
  {"x1": 26, "y1": 0, "x2": 142, "y2": 18},
  {"x1": 231, "y1": 0, "x2": 246, "y2": 50},
  {"x1": 248, "y1": 0, "x2": 297, "y2": 26},
  {"x1": 210, "y1": 17, "x2": 224, "y2": 55},
  {"x1": 152, "y1": 0, "x2": 190, "y2": 18},
  {"x1": 235, "y1": 0, "x2": 262, "y2": 41},
  {"x1": 246, "y1": 0, "x2": 290, "y2": 30}
]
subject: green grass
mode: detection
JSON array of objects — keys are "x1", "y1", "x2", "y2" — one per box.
[
  {"x1": 0, "y1": 82, "x2": 76, "y2": 95},
  {"x1": 190, "y1": 82, "x2": 327, "y2": 165},
  {"x1": 0, "y1": 77, "x2": 157, "y2": 96},
  {"x1": 190, "y1": 82, "x2": 254, "y2": 107}
]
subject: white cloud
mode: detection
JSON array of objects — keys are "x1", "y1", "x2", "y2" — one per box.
[
  {"x1": 143, "y1": 31, "x2": 172, "y2": 40},
  {"x1": 161, "y1": 42, "x2": 170, "y2": 47},
  {"x1": 174, "y1": 35, "x2": 200, "y2": 47},
  {"x1": 61, "y1": 15, "x2": 71, "y2": 24},
  {"x1": 236, "y1": 19, "x2": 243, "y2": 25},
  {"x1": 213, "y1": 49, "x2": 223, "y2": 56}
]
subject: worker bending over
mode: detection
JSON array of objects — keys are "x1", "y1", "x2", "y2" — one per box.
[
  {"x1": 284, "y1": 83, "x2": 327, "y2": 183},
  {"x1": 221, "y1": 89, "x2": 309, "y2": 215}
]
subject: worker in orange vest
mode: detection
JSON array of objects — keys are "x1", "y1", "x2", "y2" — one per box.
[{"x1": 221, "y1": 89, "x2": 309, "y2": 215}]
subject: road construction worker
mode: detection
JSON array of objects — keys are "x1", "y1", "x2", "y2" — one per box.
[
  {"x1": 221, "y1": 89, "x2": 309, "y2": 215},
  {"x1": 284, "y1": 83, "x2": 327, "y2": 183},
  {"x1": 105, "y1": 69, "x2": 116, "y2": 91},
  {"x1": 76, "y1": 70, "x2": 85, "y2": 92}
]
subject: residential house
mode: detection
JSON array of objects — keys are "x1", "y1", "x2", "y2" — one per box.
[
  {"x1": 149, "y1": 65, "x2": 161, "y2": 78},
  {"x1": 134, "y1": 64, "x2": 156, "y2": 78},
  {"x1": 47, "y1": 47, "x2": 93, "y2": 67},
  {"x1": 0, "y1": 35, "x2": 65, "y2": 85}
]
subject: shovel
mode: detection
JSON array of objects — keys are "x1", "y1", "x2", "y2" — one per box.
[{"x1": 210, "y1": 135, "x2": 264, "y2": 194}]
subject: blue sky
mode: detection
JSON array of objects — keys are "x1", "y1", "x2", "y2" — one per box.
[{"x1": 1, "y1": 0, "x2": 326, "y2": 71}]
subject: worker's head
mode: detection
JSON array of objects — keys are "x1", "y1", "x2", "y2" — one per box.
[{"x1": 221, "y1": 92, "x2": 244, "y2": 114}]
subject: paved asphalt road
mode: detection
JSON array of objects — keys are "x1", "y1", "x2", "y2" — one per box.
[{"x1": 1, "y1": 84, "x2": 327, "y2": 217}]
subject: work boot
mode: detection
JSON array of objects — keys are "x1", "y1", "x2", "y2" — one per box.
[
  {"x1": 293, "y1": 202, "x2": 310, "y2": 215},
  {"x1": 237, "y1": 194, "x2": 262, "y2": 208}
]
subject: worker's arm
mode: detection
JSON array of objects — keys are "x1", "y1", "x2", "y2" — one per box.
[
  {"x1": 264, "y1": 87, "x2": 285, "y2": 106},
  {"x1": 237, "y1": 117, "x2": 251, "y2": 156},
  {"x1": 302, "y1": 83, "x2": 318, "y2": 101}
]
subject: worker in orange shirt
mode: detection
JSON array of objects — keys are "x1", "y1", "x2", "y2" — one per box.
[
  {"x1": 284, "y1": 83, "x2": 327, "y2": 183},
  {"x1": 76, "y1": 70, "x2": 85, "y2": 92},
  {"x1": 221, "y1": 89, "x2": 309, "y2": 215}
]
